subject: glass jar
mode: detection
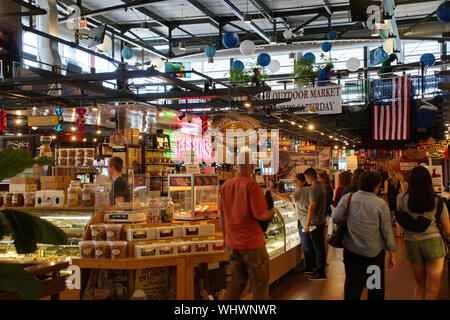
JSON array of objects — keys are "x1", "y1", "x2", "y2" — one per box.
[
  {"x1": 95, "y1": 185, "x2": 111, "y2": 209},
  {"x1": 146, "y1": 198, "x2": 161, "y2": 223},
  {"x1": 160, "y1": 197, "x2": 174, "y2": 223},
  {"x1": 67, "y1": 181, "x2": 82, "y2": 207},
  {"x1": 12, "y1": 193, "x2": 24, "y2": 207},
  {"x1": 4, "y1": 193, "x2": 13, "y2": 207},
  {"x1": 81, "y1": 183, "x2": 96, "y2": 207},
  {"x1": 24, "y1": 192, "x2": 35, "y2": 207}
]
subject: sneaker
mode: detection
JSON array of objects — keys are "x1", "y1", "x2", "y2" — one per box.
[{"x1": 306, "y1": 272, "x2": 327, "y2": 281}]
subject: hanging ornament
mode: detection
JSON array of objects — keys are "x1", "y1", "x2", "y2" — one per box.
[
  {"x1": 327, "y1": 30, "x2": 338, "y2": 40},
  {"x1": 420, "y1": 53, "x2": 436, "y2": 67},
  {"x1": 222, "y1": 32, "x2": 239, "y2": 49},
  {"x1": 436, "y1": 2, "x2": 450, "y2": 23},
  {"x1": 321, "y1": 42, "x2": 332, "y2": 52},
  {"x1": 257, "y1": 53, "x2": 271, "y2": 67},
  {"x1": 239, "y1": 40, "x2": 255, "y2": 56},
  {"x1": 54, "y1": 107, "x2": 64, "y2": 132},
  {"x1": 31, "y1": 106, "x2": 38, "y2": 116},
  {"x1": 231, "y1": 60, "x2": 245, "y2": 70},
  {"x1": 268, "y1": 60, "x2": 281, "y2": 73},
  {"x1": 204, "y1": 45, "x2": 216, "y2": 63},
  {"x1": 346, "y1": 57, "x2": 361, "y2": 71},
  {"x1": 302, "y1": 52, "x2": 316, "y2": 65},
  {"x1": 121, "y1": 47, "x2": 134, "y2": 60},
  {"x1": 383, "y1": 38, "x2": 394, "y2": 53},
  {"x1": 0, "y1": 110, "x2": 6, "y2": 134},
  {"x1": 76, "y1": 107, "x2": 87, "y2": 132},
  {"x1": 283, "y1": 29, "x2": 293, "y2": 40},
  {"x1": 150, "y1": 57, "x2": 164, "y2": 71},
  {"x1": 200, "y1": 115, "x2": 209, "y2": 135}
]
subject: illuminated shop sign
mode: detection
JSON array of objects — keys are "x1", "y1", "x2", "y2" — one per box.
[{"x1": 174, "y1": 133, "x2": 212, "y2": 162}]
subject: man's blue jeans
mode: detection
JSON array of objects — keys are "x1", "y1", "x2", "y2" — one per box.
[{"x1": 298, "y1": 220, "x2": 317, "y2": 271}]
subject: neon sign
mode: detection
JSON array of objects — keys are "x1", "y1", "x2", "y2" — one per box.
[{"x1": 174, "y1": 133, "x2": 212, "y2": 162}]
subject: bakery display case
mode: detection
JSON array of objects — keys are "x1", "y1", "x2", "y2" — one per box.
[
  {"x1": 265, "y1": 210, "x2": 285, "y2": 260},
  {"x1": 273, "y1": 195, "x2": 301, "y2": 251},
  {"x1": 168, "y1": 174, "x2": 219, "y2": 220},
  {"x1": 0, "y1": 208, "x2": 95, "y2": 260}
]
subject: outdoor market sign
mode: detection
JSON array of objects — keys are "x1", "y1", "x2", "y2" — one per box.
[
  {"x1": 417, "y1": 140, "x2": 449, "y2": 159},
  {"x1": 266, "y1": 85, "x2": 342, "y2": 115}
]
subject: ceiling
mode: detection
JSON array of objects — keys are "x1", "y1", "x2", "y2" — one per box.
[{"x1": 53, "y1": 0, "x2": 445, "y2": 58}]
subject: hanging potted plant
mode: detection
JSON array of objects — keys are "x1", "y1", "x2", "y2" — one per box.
[{"x1": 291, "y1": 53, "x2": 337, "y2": 87}]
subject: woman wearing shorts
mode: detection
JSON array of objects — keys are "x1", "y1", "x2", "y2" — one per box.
[{"x1": 397, "y1": 166, "x2": 450, "y2": 300}]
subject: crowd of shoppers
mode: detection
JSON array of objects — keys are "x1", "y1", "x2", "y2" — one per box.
[{"x1": 220, "y1": 160, "x2": 450, "y2": 300}]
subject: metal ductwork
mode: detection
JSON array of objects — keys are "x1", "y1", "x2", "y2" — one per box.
[
  {"x1": 400, "y1": 21, "x2": 450, "y2": 37},
  {"x1": 36, "y1": 0, "x2": 61, "y2": 72},
  {"x1": 174, "y1": 40, "x2": 384, "y2": 62}
]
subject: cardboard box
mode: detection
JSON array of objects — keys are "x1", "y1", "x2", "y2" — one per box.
[
  {"x1": 127, "y1": 228, "x2": 156, "y2": 241},
  {"x1": 41, "y1": 182, "x2": 70, "y2": 190},
  {"x1": 9, "y1": 184, "x2": 37, "y2": 193},
  {"x1": 135, "y1": 244, "x2": 159, "y2": 258},
  {"x1": 10, "y1": 177, "x2": 35, "y2": 184},
  {"x1": 199, "y1": 224, "x2": 216, "y2": 237},
  {"x1": 40, "y1": 176, "x2": 70, "y2": 183}
]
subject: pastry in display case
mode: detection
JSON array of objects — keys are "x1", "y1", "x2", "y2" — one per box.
[
  {"x1": 265, "y1": 210, "x2": 286, "y2": 260},
  {"x1": 0, "y1": 208, "x2": 95, "y2": 260},
  {"x1": 273, "y1": 195, "x2": 301, "y2": 251},
  {"x1": 168, "y1": 174, "x2": 219, "y2": 220}
]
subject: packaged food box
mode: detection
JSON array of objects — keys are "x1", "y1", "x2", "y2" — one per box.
[
  {"x1": 9, "y1": 184, "x2": 37, "y2": 193},
  {"x1": 127, "y1": 228, "x2": 155, "y2": 241},
  {"x1": 193, "y1": 241, "x2": 211, "y2": 254},
  {"x1": 110, "y1": 241, "x2": 127, "y2": 260},
  {"x1": 159, "y1": 244, "x2": 176, "y2": 256},
  {"x1": 40, "y1": 176, "x2": 70, "y2": 183},
  {"x1": 10, "y1": 177, "x2": 35, "y2": 184},
  {"x1": 106, "y1": 224, "x2": 122, "y2": 241},
  {"x1": 135, "y1": 244, "x2": 159, "y2": 258},
  {"x1": 183, "y1": 225, "x2": 200, "y2": 237},
  {"x1": 79, "y1": 240, "x2": 95, "y2": 259},
  {"x1": 156, "y1": 226, "x2": 182, "y2": 239},
  {"x1": 211, "y1": 240, "x2": 224, "y2": 252},
  {"x1": 40, "y1": 182, "x2": 70, "y2": 190},
  {"x1": 176, "y1": 242, "x2": 193, "y2": 255},
  {"x1": 95, "y1": 241, "x2": 111, "y2": 259},
  {"x1": 199, "y1": 224, "x2": 216, "y2": 237}
]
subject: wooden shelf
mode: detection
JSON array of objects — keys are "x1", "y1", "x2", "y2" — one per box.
[
  {"x1": 72, "y1": 256, "x2": 186, "y2": 270},
  {"x1": 2, "y1": 207, "x2": 96, "y2": 211}
]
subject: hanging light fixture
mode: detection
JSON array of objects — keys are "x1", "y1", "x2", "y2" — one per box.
[
  {"x1": 243, "y1": 1, "x2": 251, "y2": 24},
  {"x1": 179, "y1": 3, "x2": 186, "y2": 51},
  {"x1": 141, "y1": 21, "x2": 150, "y2": 31},
  {"x1": 269, "y1": 0, "x2": 277, "y2": 45}
]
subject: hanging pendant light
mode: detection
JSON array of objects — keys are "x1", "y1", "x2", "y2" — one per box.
[
  {"x1": 179, "y1": 41, "x2": 186, "y2": 51},
  {"x1": 141, "y1": 21, "x2": 150, "y2": 31},
  {"x1": 243, "y1": 14, "x2": 252, "y2": 24}
]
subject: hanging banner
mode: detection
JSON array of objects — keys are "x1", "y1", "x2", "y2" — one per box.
[
  {"x1": 266, "y1": 85, "x2": 342, "y2": 115},
  {"x1": 278, "y1": 147, "x2": 331, "y2": 179},
  {"x1": 417, "y1": 140, "x2": 449, "y2": 159}
]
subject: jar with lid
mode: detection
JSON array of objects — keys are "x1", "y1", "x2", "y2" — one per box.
[
  {"x1": 67, "y1": 181, "x2": 82, "y2": 207},
  {"x1": 24, "y1": 192, "x2": 35, "y2": 207},
  {"x1": 82, "y1": 184, "x2": 96, "y2": 207},
  {"x1": 12, "y1": 193, "x2": 24, "y2": 207},
  {"x1": 4, "y1": 193, "x2": 13, "y2": 207},
  {"x1": 160, "y1": 197, "x2": 174, "y2": 223},
  {"x1": 95, "y1": 185, "x2": 111, "y2": 209}
]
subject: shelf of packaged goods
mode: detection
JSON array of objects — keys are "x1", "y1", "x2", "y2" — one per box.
[
  {"x1": 1, "y1": 207, "x2": 96, "y2": 211},
  {"x1": 145, "y1": 163, "x2": 175, "y2": 166},
  {"x1": 52, "y1": 166, "x2": 108, "y2": 169}
]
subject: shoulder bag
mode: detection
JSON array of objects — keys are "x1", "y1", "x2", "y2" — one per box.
[
  {"x1": 435, "y1": 196, "x2": 450, "y2": 259},
  {"x1": 327, "y1": 192, "x2": 353, "y2": 248},
  {"x1": 395, "y1": 194, "x2": 432, "y2": 232}
]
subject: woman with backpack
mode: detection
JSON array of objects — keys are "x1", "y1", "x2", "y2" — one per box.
[{"x1": 396, "y1": 166, "x2": 450, "y2": 300}]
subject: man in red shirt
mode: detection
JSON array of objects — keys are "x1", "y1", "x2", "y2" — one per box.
[{"x1": 219, "y1": 155, "x2": 274, "y2": 300}]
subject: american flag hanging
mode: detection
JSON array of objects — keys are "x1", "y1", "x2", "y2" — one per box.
[{"x1": 373, "y1": 76, "x2": 411, "y2": 140}]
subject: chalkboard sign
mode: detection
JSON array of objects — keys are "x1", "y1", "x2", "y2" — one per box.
[{"x1": 2, "y1": 136, "x2": 35, "y2": 156}]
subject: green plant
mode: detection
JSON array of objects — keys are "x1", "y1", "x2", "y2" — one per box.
[
  {"x1": 291, "y1": 53, "x2": 338, "y2": 87},
  {"x1": 0, "y1": 149, "x2": 67, "y2": 300},
  {"x1": 228, "y1": 62, "x2": 269, "y2": 86}
]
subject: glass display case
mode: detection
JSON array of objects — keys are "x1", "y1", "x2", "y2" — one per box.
[
  {"x1": 265, "y1": 210, "x2": 285, "y2": 260},
  {"x1": 168, "y1": 174, "x2": 219, "y2": 220},
  {"x1": 264, "y1": 196, "x2": 301, "y2": 260},
  {"x1": 0, "y1": 208, "x2": 95, "y2": 260},
  {"x1": 273, "y1": 195, "x2": 301, "y2": 251}
]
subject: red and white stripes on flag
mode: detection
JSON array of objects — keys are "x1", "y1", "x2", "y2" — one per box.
[{"x1": 373, "y1": 76, "x2": 411, "y2": 140}]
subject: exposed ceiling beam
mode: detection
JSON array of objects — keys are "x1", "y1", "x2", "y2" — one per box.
[
  {"x1": 292, "y1": 12, "x2": 323, "y2": 33},
  {"x1": 121, "y1": 0, "x2": 171, "y2": 28},
  {"x1": 2, "y1": 0, "x2": 47, "y2": 17},
  {"x1": 248, "y1": 0, "x2": 275, "y2": 24},
  {"x1": 218, "y1": 0, "x2": 271, "y2": 43},
  {"x1": 322, "y1": 0, "x2": 333, "y2": 16},
  {"x1": 58, "y1": 0, "x2": 167, "y2": 23},
  {"x1": 185, "y1": 0, "x2": 221, "y2": 27}
]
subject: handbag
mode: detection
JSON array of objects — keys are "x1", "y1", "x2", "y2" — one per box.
[
  {"x1": 435, "y1": 196, "x2": 450, "y2": 259},
  {"x1": 256, "y1": 190, "x2": 274, "y2": 233},
  {"x1": 327, "y1": 192, "x2": 353, "y2": 248},
  {"x1": 395, "y1": 195, "x2": 432, "y2": 232}
]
